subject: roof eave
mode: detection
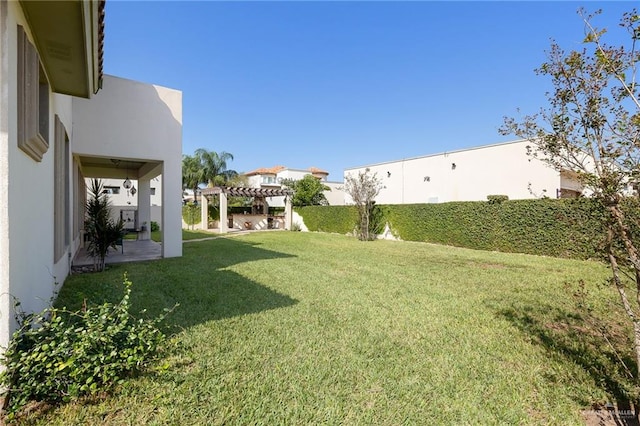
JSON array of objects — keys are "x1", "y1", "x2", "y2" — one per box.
[{"x1": 19, "y1": 0, "x2": 104, "y2": 98}]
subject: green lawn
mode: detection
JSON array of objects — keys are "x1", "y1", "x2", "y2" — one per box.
[
  {"x1": 22, "y1": 232, "x2": 630, "y2": 424},
  {"x1": 148, "y1": 228, "x2": 217, "y2": 242}
]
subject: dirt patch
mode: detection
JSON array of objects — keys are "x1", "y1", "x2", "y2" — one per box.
[{"x1": 582, "y1": 404, "x2": 639, "y2": 426}]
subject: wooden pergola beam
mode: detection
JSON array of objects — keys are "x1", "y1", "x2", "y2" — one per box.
[
  {"x1": 200, "y1": 186, "x2": 294, "y2": 233},
  {"x1": 201, "y1": 186, "x2": 293, "y2": 198}
]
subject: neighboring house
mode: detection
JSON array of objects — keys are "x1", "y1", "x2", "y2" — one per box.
[
  {"x1": 0, "y1": 1, "x2": 182, "y2": 349},
  {"x1": 88, "y1": 176, "x2": 164, "y2": 229},
  {"x1": 344, "y1": 140, "x2": 583, "y2": 205},
  {"x1": 244, "y1": 166, "x2": 345, "y2": 206}
]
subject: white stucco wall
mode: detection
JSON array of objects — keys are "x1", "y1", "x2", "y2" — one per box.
[
  {"x1": 0, "y1": 3, "x2": 78, "y2": 345},
  {"x1": 344, "y1": 141, "x2": 561, "y2": 205},
  {"x1": 72, "y1": 75, "x2": 182, "y2": 258},
  {"x1": 96, "y1": 177, "x2": 163, "y2": 207},
  {"x1": 0, "y1": 0, "x2": 12, "y2": 348},
  {"x1": 323, "y1": 181, "x2": 345, "y2": 206}
]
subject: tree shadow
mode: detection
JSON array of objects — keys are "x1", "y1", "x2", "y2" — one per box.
[
  {"x1": 57, "y1": 237, "x2": 299, "y2": 334},
  {"x1": 495, "y1": 303, "x2": 635, "y2": 410}
]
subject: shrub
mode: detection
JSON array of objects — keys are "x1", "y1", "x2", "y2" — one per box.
[
  {"x1": 150, "y1": 221, "x2": 160, "y2": 232},
  {"x1": 296, "y1": 206, "x2": 358, "y2": 234},
  {"x1": 487, "y1": 195, "x2": 509, "y2": 204},
  {"x1": 85, "y1": 179, "x2": 125, "y2": 271},
  {"x1": 295, "y1": 199, "x2": 619, "y2": 260},
  {"x1": 0, "y1": 274, "x2": 174, "y2": 419},
  {"x1": 182, "y1": 202, "x2": 201, "y2": 229}
]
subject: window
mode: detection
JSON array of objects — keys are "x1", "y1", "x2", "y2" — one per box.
[
  {"x1": 103, "y1": 186, "x2": 120, "y2": 195},
  {"x1": 17, "y1": 25, "x2": 49, "y2": 162},
  {"x1": 150, "y1": 187, "x2": 156, "y2": 196},
  {"x1": 261, "y1": 175, "x2": 277, "y2": 185},
  {"x1": 54, "y1": 116, "x2": 69, "y2": 262}
]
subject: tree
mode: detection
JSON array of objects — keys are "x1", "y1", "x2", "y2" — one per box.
[
  {"x1": 182, "y1": 202, "x2": 201, "y2": 231},
  {"x1": 344, "y1": 169, "x2": 383, "y2": 241},
  {"x1": 194, "y1": 148, "x2": 238, "y2": 187},
  {"x1": 281, "y1": 175, "x2": 330, "y2": 207},
  {"x1": 85, "y1": 179, "x2": 124, "y2": 271},
  {"x1": 500, "y1": 8, "x2": 640, "y2": 407},
  {"x1": 182, "y1": 154, "x2": 204, "y2": 204}
]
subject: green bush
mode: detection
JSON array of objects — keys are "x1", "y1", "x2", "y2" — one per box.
[
  {"x1": 0, "y1": 275, "x2": 174, "y2": 419},
  {"x1": 182, "y1": 202, "x2": 201, "y2": 228},
  {"x1": 487, "y1": 194, "x2": 509, "y2": 204},
  {"x1": 150, "y1": 221, "x2": 160, "y2": 232},
  {"x1": 296, "y1": 206, "x2": 358, "y2": 234},
  {"x1": 296, "y1": 199, "x2": 619, "y2": 260}
]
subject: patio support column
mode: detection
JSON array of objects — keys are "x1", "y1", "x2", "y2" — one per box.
[
  {"x1": 219, "y1": 192, "x2": 228, "y2": 233},
  {"x1": 137, "y1": 178, "x2": 151, "y2": 240},
  {"x1": 284, "y1": 195, "x2": 293, "y2": 230},
  {"x1": 200, "y1": 193, "x2": 208, "y2": 230}
]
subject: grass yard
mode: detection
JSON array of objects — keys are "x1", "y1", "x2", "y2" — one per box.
[
  {"x1": 147, "y1": 228, "x2": 217, "y2": 242},
  {"x1": 21, "y1": 232, "x2": 631, "y2": 424}
]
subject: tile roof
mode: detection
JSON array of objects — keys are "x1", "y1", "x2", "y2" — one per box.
[
  {"x1": 308, "y1": 167, "x2": 328, "y2": 175},
  {"x1": 245, "y1": 166, "x2": 287, "y2": 176}
]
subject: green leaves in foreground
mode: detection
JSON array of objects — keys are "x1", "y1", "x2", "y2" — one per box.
[{"x1": 0, "y1": 274, "x2": 175, "y2": 419}]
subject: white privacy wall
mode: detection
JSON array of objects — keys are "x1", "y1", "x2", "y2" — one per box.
[
  {"x1": 344, "y1": 141, "x2": 560, "y2": 205},
  {"x1": 72, "y1": 75, "x2": 183, "y2": 258}
]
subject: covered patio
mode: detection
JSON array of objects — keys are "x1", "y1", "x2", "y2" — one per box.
[
  {"x1": 200, "y1": 187, "x2": 294, "y2": 233},
  {"x1": 73, "y1": 240, "x2": 162, "y2": 269},
  {"x1": 72, "y1": 75, "x2": 183, "y2": 260}
]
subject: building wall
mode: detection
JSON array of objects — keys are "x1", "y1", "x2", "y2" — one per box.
[
  {"x1": 323, "y1": 181, "x2": 345, "y2": 206},
  {"x1": 344, "y1": 141, "x2": 561, "y2": 205},
  {"x1": 72, "y1": 75, "x2": 182, "y2": 257},
  {"x1": 0, "y1": 2, "x2": 79, "y2": 346},
  {"x1": 89, "y1": 177, "x2": 164, "y2": 228},
  {"x1": 247, "y1": 168, "x2": 345, "y2": 207}
]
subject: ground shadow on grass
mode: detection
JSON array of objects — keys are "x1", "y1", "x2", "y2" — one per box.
[
  {"x1": 496, "y1": 304, "x2": 636, "y2": 410},
  {"x1": 57, "y1": 237, "x2": 299, "y2": 334}
]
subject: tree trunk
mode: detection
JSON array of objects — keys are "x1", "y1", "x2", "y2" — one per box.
[{"x1": 606, "y1": 207, "x2": 640, "y2": 409}]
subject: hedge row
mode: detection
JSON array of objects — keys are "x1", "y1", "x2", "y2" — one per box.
[
  {"x1": 296, "y1": 206, "x2": 359, "y2": 235},
  {"x1": 297, "y1": 199, "x2": 620, "y2": 260}
]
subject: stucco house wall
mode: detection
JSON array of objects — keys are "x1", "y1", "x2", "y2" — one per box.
[
  {"x1": 73, "y1": 76, "x2": 182, "y2": 257},
  {"x1": 0, "y1": 1, "x2": 183, "y2": 349},
  {"x1": 0, "y1": 2, "x2": 89, "y2": 346},
  {"x1": 89, "y1": 176, "x2": 164, "y2": 229},
  {"x1": 344, "y1": 140, "x2": 564, "y2": 205}
]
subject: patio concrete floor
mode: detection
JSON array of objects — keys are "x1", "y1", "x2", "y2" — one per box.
[{"x1": 73, "y1": 239, "x2": 162, "y2": 267}]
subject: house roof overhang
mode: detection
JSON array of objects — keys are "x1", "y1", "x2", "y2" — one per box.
[
  {"x1": 77, "y1": 156, "x2": 162, "y2": 181},
  {"x1": 201, "y1": 186, "x2": 293, "y2": 198},
  {"x1": 19, "y1": 0, "x2": 104, "y2": 98}
]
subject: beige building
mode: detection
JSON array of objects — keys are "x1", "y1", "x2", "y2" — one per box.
[
  {"x1": 344, "y1": 140, "x2": 583, "y2": 205},
  {"x1": 245, "y1": 166, "x2": 345, "y2": 206},
  {"x1": 88, "y1": 176, "x2": 164, "y2": 230},
  {"x1": 0, "y1": 0, "x2": 182, "y2": 348}
]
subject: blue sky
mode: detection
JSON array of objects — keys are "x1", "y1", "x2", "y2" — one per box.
[{"x1": 104, "y1": 1, "x2": 633, "y2": 182}]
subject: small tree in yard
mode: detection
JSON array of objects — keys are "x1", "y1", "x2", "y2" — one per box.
[
  {"x1": 501, "y1": 8, "x2": 640, "y2": 408},
  {"x1": 281, "y1": 175, "x2": 330, "y2": 207},
  {"x1": 182, "y1": 202, "x2": 201, "y2": 230},
  {"x1": 344, "y1": 169, "x2": 383, "y2": 241}
]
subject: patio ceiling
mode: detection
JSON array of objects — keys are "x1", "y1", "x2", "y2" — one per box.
[
  {"x1": 77, "y1": 156, "x2": 162, "y2": 180},
  {"x1": 201, "y1": 186, "x2": 293, "y2": 198}
]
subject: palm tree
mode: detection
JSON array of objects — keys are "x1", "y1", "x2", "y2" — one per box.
[
  {"x1": 182, "y1": 154, "x2": 204, "y2": 203},
  {"x1": 194, "y1": 148, "x2": 238, "y2": 187}
]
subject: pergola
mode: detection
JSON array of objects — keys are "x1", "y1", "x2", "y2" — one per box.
[{"x1": 200, "y1": 186, "x2": 294, "y2": 233}]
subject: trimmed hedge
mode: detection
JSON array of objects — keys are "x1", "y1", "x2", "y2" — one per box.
[
  {"x1": 296, "y1": 199, "x2": 618, "y2": 260},
  {"x1": 296, "y1": 206, "x2": 359, "y2": 235}
]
